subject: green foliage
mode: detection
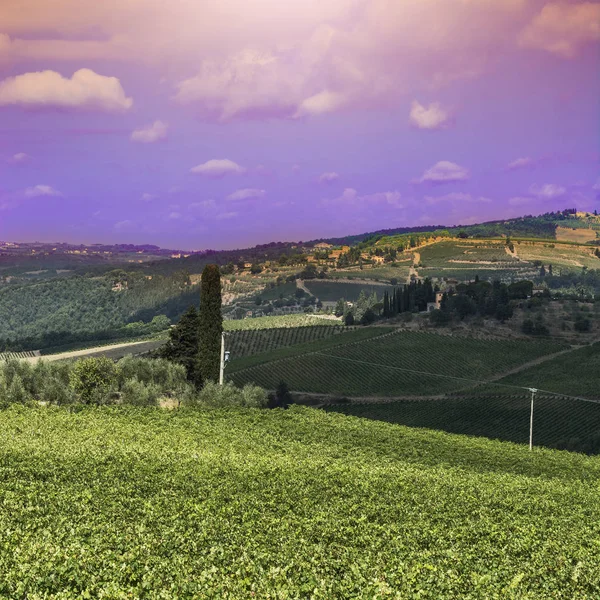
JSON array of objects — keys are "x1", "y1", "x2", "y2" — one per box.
[
  {"x1": 0, "y1": 272, "x2": 190, "y2": 352},
  {"x1": 7, "y1": 375, "x2": 30, "y2": 404},
  {"x1": 429, "y1": 308, "x2": 451, "y2": 326},
  {"x1": 117, "y1": 356, "x2": 189, "y2": 397},
  {"x1": 120, "y1": 378, "x2": 161, "y2": 406},
  {"x1": 231, "y1": 331, "x2": 566, "y2": 397},
  {"x1": 197, "y1": 265, "x2": 223, "y2": 384},
  {"x1": 522, "y1": 316, "x2": 550, "y2": 336},
  {"x1": 227, "y1": 326, "x2": 346, "y2": 359},
  {"x1": 69, "y1": 357, "x2": 117, "y2": 404},
  {"x1": 271, "y1": 380, "x2": 293, "y2": 408},
  {"x1": 574, "y1": 315, "x2": 592, "y2": 332},
  {"x1": 187, "y1": 381, "x2": 268, "y2": 408},
  {"x1": 0, "y1": 406, "x2": 598, "y2": 596},
  {"x1": 160, "y1": 305, "x2": 201, "y2": 385}
]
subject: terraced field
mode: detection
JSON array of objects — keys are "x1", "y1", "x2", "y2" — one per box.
[
  {"x1": 0, "y1": 350, "x2": 40, "y2": 362},
  {"x1": 419, "y1": 241, "x2": 517, "y2": 267},
  {"x1": 515, "y1": 242, "x2": 600, "y2": 270},
  {"x1": 329, "y1": 263, "x2": 412, "y2": 282},
  {"x1": 230, "y1": 330, "x2": 567, "y2": 397}
]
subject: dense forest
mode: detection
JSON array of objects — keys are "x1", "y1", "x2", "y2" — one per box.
[{"x1": 0, "y1": 270, "x2": 198, "y2": 352}]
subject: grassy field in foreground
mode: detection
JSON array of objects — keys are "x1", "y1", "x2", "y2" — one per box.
[
  {"x1": 230, "y1": 331, "x2": 566, "y2": 396},
  {"x1": 0, "y1": 405, "x2": 599, "y2": 598}
]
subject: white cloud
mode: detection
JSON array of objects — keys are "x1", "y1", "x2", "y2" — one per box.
[
  {"x1": 191, "y1": 159, "x2": 246, "y2": 177},
  {"x1": 168, "y1": 212, "x2": 182, "y2": 220},
  {"x1": 519, "y1": 2, "x2": 600, "y2": 58},
  {"x1": 294, "y1": 90, "x2": 347, "y2": 118},
  {"x1": 226, "y1": 188, "x2": 266, "y2": 201},
  {"x1": 592, "y1": 178, "x2": 600, "y2": 191},
  {"x1": 324, "y1": 187, "x2": 403, "y2": 208},
  {"x1": 507, "y1": 157, "x2": 534, "y2": 171},
  {"x1": 318, "y1": 171, "x2": 340, "y2": 184},
  {"x1": 415, "y1": 161, "x2": 470, "y2": 184},
  {"x1": 529, "y1": 183, "x2": 566, "y2": 199},
  {"x1": 10, "y1": 152, "x2": 30, "y2": 164},
  {"x1": 24, "y1": 184, "x2": 62, "y2": 198},
  {"x1": 409, "y1": 101, "x2": 453, "y2": 130},
  {"x1": 0, "y1": 69, "x2": 133, "y2": 112},
  {"x1": 425, "y1": 192, "x2": 491, "y2": 204},
  {"x1": 141, "y1": 193, "x2": 156, "y2": 202},
  {"x1": 131, "y1": 121, "x2": 168, "y2": 144}
]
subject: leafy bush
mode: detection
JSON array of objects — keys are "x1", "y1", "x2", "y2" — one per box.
[
  {"x1": 7, "y1": 375, "x2": 31, "y2": 404},
  {"x1": 120, "y1": 378, "x2": 161, "y2": 406},
  {"x1": 429, "y1": 309, "x2": 451, "y2": 326},
  {"x1": 69, "y1": 357, "x2": 117, "y2": 405},
  {"x1": 189, "y1": 381, "x2": 268, "y2": 408},
  {"x1": 42, "y1": 377, "x2": 75, "y2": 405},
  {"x1": 117, "y1": 356, "x2": 187, "y2": 396}
]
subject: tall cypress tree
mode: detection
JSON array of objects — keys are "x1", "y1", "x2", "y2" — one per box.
[{"x1": 197, "y1": 264, "x2": 223, "y2": 384}]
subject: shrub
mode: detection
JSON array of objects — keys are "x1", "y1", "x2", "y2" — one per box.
[
  {"x1": 120, "y1": 378, "x2": 161, "y2": 406},
  {"x1": 117, "y1": 356, "x2": 187, "y2": 396},
  {"x1": 69, "y1": 357, "x2": 117, "y2": 405},
  {"x1": 8, "y1": 375, "x2": 30, "y2": 404},
  {"x1": 42, "y1": 377, "x2": 75, "y2": 405},
  {"x1": 189, "y1": 381, "x2": 268, "y2": 408},
  {"x1": 429, "y1": 309, "x2": 451, "y2": 327},
  {"x1": 574, "y1": 317, "x2": 592, "y2": 333}
]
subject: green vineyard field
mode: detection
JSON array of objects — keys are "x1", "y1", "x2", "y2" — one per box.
[
  {"x1": 0, "y1": 406, "x2": 598, "y2": 597},
  {"x1": 328, "y1": 392, "x2": 600, "y2": 454},
  {"x1": 228, "y1": 327, "x2": 393, "y2": 372},
  {"x1": 227, "y1": 325, "x2": 347, "y2": 359},
  {"x1": 230, "y1": 330, "x2": 567, "y2": 397}
]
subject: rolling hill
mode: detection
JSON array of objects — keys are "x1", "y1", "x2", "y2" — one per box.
[{"x1": 0, "y1": 405, "x2": 598, "y2": 597}]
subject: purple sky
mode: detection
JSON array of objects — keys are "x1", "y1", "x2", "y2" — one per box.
[{"x1": 0, "y1": 0, "x2": 599, "y2": 250}]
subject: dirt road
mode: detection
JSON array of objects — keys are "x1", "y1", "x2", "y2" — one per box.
[{"x1": 23, "y1": 339, "x2": 166, "y2": 364}]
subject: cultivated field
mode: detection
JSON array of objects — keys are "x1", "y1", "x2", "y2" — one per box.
[
  {"x1": 304, "y1": 280, "x2": 394, "y2": 302},
  {"x1": 328, "y1": 263, "x2": 413, "y2": 282},
  {"x1": 230, "y1": 330, "x2": 567, "y2": 397},
  {"x1": 515, "y1": 242, "x2": 600, "y2": 270},
  {"x1": 328, "y1": 391, "x2": 600, "y2": 453},
  {"x1": 0, "y1": 406, "x2": 598, "y2": 597},
  {"x1": 556, "y1": 226, "x2": 598, "y2": 243},
  {"x1": 228, "y1": 325, "x2": 347, "y2": 358},
  {"x1": 224, "y1": 314, "x2": 341, "y2": 330},
  {"x1": 419, "y1": 241, "x2": 517, "y2": 267}
]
